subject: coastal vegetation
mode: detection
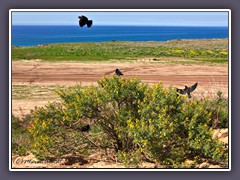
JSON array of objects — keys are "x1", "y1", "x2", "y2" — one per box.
[
  {"x1": 12, "y1": 76, "x2": 228, "y2": 168},
  {"x1": 12, "y1": 39, "x2": 228, "y2": 64}
]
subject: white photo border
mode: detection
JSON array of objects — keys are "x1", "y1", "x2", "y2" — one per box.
[{"x1": 9, "y1": 9, "x2": 231, "y2": 172}]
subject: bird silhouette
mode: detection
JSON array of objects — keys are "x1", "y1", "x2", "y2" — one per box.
[
  {"x1": 115, "y1": 68, "x2": 123, "y2": 76},
  {"x1": 177, "y1": 82, "x2": 198, "y2": 98},
  {"x1": 81, "y1": 124, "x2": 90, "y2": 132},
  {"x1": 78, "y1": 15, "x2": 93, "y2": 28}
]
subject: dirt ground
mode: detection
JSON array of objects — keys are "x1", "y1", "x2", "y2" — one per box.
[
  {"x1": 11, "y1": 60, "x2": 229, "y2": 169},
  {"x1": 12, "y1": 60, "x2": 228, "y2": 89},
  {"x1": 12, "y1": 60, "x2": 228, "y2": 117}
]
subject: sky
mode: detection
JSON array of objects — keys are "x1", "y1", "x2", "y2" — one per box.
[{"x1": 11, "y1": 11, "x2": 229, "y2": 27}]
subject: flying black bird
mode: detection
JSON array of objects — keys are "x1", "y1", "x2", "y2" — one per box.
[
  {"x1": 78, "y1": 15, "x2": 93, "y2": 28},
  {"x1": 115, "y1": 68, "x2": 124, "y2": 76},
  {"x1": 81, "y1": 124, "x2": 90, "y2": 132},
  {"x1": 177, "y1": 82, "x2": 198, "y2": 98}
]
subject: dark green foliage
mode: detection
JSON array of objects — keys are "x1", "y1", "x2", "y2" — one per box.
[
  {"x1": 56, "y1": 77, "x2": 147, "y2": 153},
  {"x1": 12, "y1": 115, "x2": 32, "y2": 156},
  {"x1": 206, "y1": 91, "x2": 228, "y2": 128},
  {"x1": 27, "y1": 102, "x2": 92, "y2": 160}
]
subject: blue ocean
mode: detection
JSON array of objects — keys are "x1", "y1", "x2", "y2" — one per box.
[{"x1": 12, "y1": 25, "x2": 228, "y2": 47}]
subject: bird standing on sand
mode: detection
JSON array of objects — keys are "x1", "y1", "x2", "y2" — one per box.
[
  {"x1": 177, "y1": 82, "x2": 198, "y2": 98},
  {"x1": 115, "y1": 68, "x2": 124, "y2": 76},
  {"x1": 81, "y1": 124, "x2": 90, "y2": 132},
  {"x1": 78, "y1": 15, "x2": 93, "y2": 28}
]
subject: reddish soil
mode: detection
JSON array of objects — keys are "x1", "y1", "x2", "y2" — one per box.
[{"x1": 12, "y1": 60, "x2": 228, "y2": 95}]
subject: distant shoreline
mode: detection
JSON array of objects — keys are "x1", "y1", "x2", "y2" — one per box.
[
  {"x1": 12, "y1": 24, "x2": 228, "y2": 27},
  {"x1": 12, "y1": 38, "x2": 229, "y2": 48}
]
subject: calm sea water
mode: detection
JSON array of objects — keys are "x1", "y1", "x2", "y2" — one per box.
[{"x1": 12, "y1": 25, "x2": 228, "y2": 47}]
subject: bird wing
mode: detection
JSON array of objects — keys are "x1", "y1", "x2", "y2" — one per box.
[
  {"x1": 87, "y1": 20, "x2": 93, "y2": 28},
  {"x1": 119, "y1": 70, "x2": 123, "y2": 75},
  {"x1": 117, "y1": 69, "x2": 123, "y2": 75},
  {"x1": 80, "y1": 15, "x2": 88, "y2": 21},
  {"x1": 79, "y1": 20, "x2": 86, "y2": 27},
  {"x1": 79, "y1": 15, "x2": 88, "y2": 27},
  {"x1": 177, "y1": 88, "x2": 187, "y2": 95},
  {"x1": 190, "y1": 82, "x2": 198, "y2": 93}
]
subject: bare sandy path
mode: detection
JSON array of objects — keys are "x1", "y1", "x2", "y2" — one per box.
[{"x1": 12, "y1": 61, "x2": 228, "y2": 87}]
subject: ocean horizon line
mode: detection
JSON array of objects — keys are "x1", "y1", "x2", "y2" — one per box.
[
  {"x1": 12, "y1": 24, "x2": 228, "y2": 28},
  {"x1": 12, "y1": 38, "x2": 228, "y2": 47}
]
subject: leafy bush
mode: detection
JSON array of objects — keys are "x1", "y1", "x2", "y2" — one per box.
[
  {"x1": 125, "y1": 83, "x2": 227, "y2": 166},
  {"x1": 27, "y1": 77, "x2": 147, "y2": 160},
  {"x1": 26, "y1": 76, "x2": 228, "y2": 167},
  {"x1": 27, "y1": 102, "x2": 94, "y2": 160},
  {"x1": 57, "y1": 76, "x2": 147, "y2": 153},
  {"x1": 205, "y1": 91, "x2": 228, "y2": 128},
  {"x1": 12, "y1": 115, "x2": 32, "y2": 156}
]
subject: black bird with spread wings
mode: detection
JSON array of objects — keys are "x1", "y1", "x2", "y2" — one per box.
[
  {"x1": 78, "y1": 15, "x2": 93, "y2": 28},
  {"x1": 115, "y1": 68, "x2": 124, "y2": 76},
  {"x1": 177, "y1": 82, "x2": 198, "y2": 98}
]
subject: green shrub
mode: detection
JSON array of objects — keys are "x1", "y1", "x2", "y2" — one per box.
[
  {"x1": 26, "y1": 76, "x2": 228, "y2": 167},
  {"x1": 12, "y1": 115, "x2": 32, "y2": 156},
  {"x1": 205, "y1": 91, "x2": 228, "y2": 128},
  {"x1": 56, "y1": 76, "x2": 148, "y2": 153},
  {"x1": 28, "y1": 102, "x2": 93, "y2": 160},
  {"x1": 126, "y1": 84, "x2": 227, "y2": 166}
]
